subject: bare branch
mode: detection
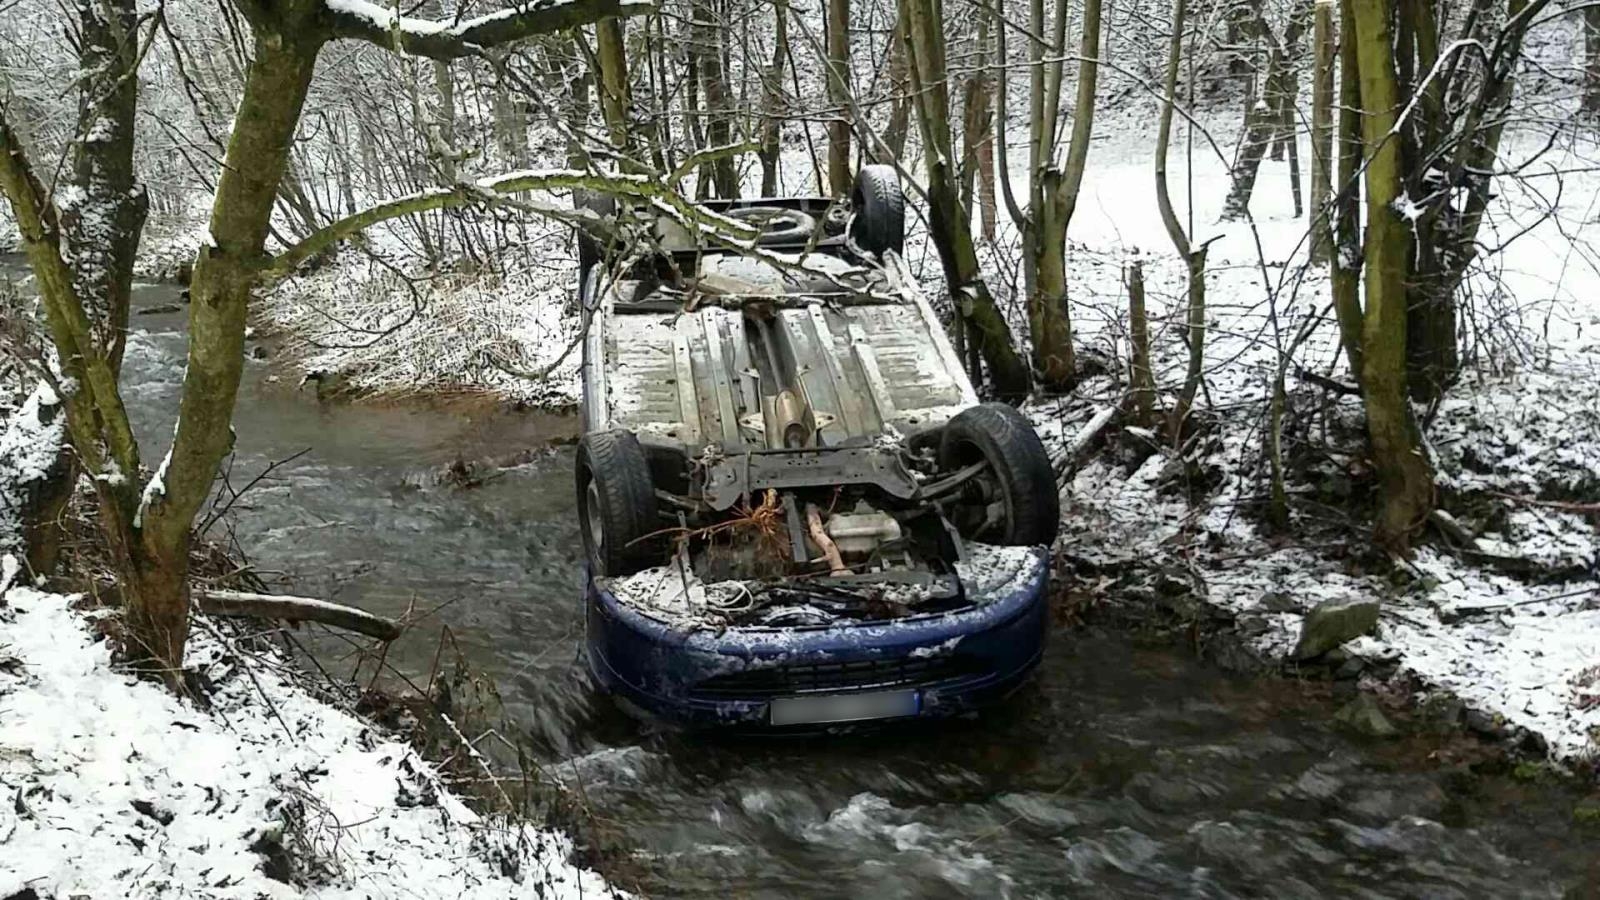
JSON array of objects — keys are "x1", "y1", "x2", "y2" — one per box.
[{"x1": 323, "y1": 0, "x2": 656, "y2": 59}]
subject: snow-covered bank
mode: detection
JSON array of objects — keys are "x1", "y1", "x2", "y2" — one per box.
[
  {"x1": 259, "y1": 237, "x2": 583, "y2": 406},
  {"x1": 1027, "y1": 116, "x2": 1600, "y2": 765},
  {"x1": 0, "y1": 584, "x2": 622, "y2": 898}
]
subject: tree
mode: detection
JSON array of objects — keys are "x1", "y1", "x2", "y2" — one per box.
[
  {"x1": 1154, "y1": 0, "x2": 1211, "y2": 439},
  {"x1": 994, "y1": 0, "x2": 1102, "y2": 392},
  {"x1": 1308, "y1": 0, "x2": 1335, "y2": 262},
  {"x1": 902, "y1": 0, "x2": 1030, "y2": 398},
  {"x1": 0, "y1": 0, "x2": 652, "y2": 687},
  {"x1": 759, "y1": 0, "x2": 790, "y2": 195},
  {"x1": 691, "y1": 0, "x2": 738, "y2": 197},
  {"x1": 1346, "y1": 0, "x2": 1434, "y2": 551},
  {"x1": 825, "y1": 0, "x2": 851, "y2": 194},
  {"x1": 1220, "y1": 2, "x2": 1311, "y2": 221}
]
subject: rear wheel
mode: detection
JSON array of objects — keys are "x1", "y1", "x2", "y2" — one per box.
[
  {"x1": 849, "y1": 165, "x2": 905, "y2": 256},
  {"x1": 577, "y1": 430, "x2": 662, "y2": 576},
  {"x1": 939, "y1": 403, "x2": 1060, "y2": 546}
]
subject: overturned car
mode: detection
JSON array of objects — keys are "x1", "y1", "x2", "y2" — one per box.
[{"x1": 576, "y1": 167, "x2": 1059, "y2": 730}]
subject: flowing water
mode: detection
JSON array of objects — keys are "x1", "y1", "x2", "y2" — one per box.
[{"x1": 14, "y1": 260, "x2": 1596, "y2": 898}]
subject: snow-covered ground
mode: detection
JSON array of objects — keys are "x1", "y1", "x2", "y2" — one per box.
[
  {"x1": 0, "y1": 327, "x2": 622, "y2": 899},
  {"x1": 0, "y1": 586, "x2": 622, "y2": 898},
  {"x1": 1022, "y1": 112, "x2": 1600, "y2": 764}
]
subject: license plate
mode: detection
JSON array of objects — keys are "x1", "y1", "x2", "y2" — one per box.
[{"x1": 769, "y1": 689, "x2": 920, "y2": 726}]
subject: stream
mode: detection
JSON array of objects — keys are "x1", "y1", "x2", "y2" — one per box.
[{"x1": 13, "y1": 259, "x2": 1596, "y2": 897}]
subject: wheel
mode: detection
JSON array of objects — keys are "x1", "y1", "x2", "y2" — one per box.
[
  {"x1": 577, "y1": 430, "x2": 662, "y2": 576},
  {"x1": 726, "y1": 206, "x2": 817, "y2": 245},
  {"x1": 574, "y1": 189, "x2": 618, "y2": 274},
  {"x1": 938, "y1": 403, "x2": 1060, "y2": 546},
  {"x1": 849, "y1": 165, "x2": 905, "y2": 256}
]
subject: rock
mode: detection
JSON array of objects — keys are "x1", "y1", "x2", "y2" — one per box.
[
  {"x1": 1334, "y1": 656, "x2": 1367, "y2": 680},
  {"x1": 1292, "y1": 597, "x2": 1380, "y2": 660},
  {"x1": 1259, "y1": 590, "x2": 1299, "y2": 613},
  {"x1": 1334, "y1": 694, "x2": 1399, "y2": 739},
  {"x1": 1419, "y1": 693, "x2": 1465, "y2": 734},
  {"x1": 1465, "y1": 708, "x2": 1505, "y2": 737}
]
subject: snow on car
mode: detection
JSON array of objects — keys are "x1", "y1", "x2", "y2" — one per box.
[{"x1": 574, "y1": 167, "x2": 1059, "y2": 730}]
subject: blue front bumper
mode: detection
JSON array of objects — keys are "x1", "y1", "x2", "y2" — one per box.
[{"x1": 584, "y1": 549, "x2": 1050, "y2": 729}]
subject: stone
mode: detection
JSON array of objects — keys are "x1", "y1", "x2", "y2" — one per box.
[
  {"x1": 1334, "y1": 656, "x2": 1367, "y2": 680},
  {"x1": 1334, "y1": 693, "x2": 1399, "y2": 739},
  {"x1": 1292, "y1": 597, "x2": 1380, "y2": 660},
  {"x1": 1419, "y1": 693, "x2": 1465, "y2": 734},
  {"x1": 1465, "y1": 708, "x2": 1505, "y2": 737},
  {"x1": 1259, "y1": 590, "x2": 1299, "y2": 613}
]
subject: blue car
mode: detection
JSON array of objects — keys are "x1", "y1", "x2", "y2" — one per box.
[{"x1": 574, "y1": 167, "x2": 1059, "y2": 731}]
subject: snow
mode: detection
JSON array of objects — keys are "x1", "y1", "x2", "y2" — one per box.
[
  {"x1": 322, "y1": 0, "x2": 654, "y2": 42},
  {"x1": 134, "y1": 445, "x2": 172, "y2": 528},
  {"x1": 1027, "y1": 111, "x2": 1600, "y2": 764},
  {"x1": 0, "y1": 587, "x2": 624, "y2": 899},
  {"x1": 0, "y1": 381, "x2": 64, "y2": 557}
]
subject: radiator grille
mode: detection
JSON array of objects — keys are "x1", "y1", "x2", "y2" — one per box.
[{"x1": 693, "y1": 655, "x2": 978, "y2": 699}]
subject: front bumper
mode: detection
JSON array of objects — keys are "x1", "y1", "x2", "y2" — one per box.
[{"x1": 583, "y1": 548, "x2": 1050, "y2": 730}]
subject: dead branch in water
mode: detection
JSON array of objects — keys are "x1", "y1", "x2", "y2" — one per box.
[{"x1": 197, "y1": 590, "x2": 402, "y2": 641}]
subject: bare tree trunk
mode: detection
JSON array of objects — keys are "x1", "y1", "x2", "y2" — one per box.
[
  {"x1": 1330, "y1": 0, "x2": 1364, "y2": 380},
  {"x1": 595, "y1": 17, "x2": 635, "y2": 167},
  {"x1": 1221, "y1": 6, "x2": 1310, "y2": 221},
  {"x1": 760, "y1": 0, "x2": 790, "y2": 195},
  {"x1": 1349, "y1": 0, "x2": 1434, "y2": 553},
  {"x1": 826, "y1": 0, "x2": 852, "y2": 194},
  {"x1": 903, "y1": 0, "x2": 1030, "y2": 398},
  {"x1": 1309, "y1": 0, "x2": 1335, "y2": 261},
  {"x1": 431, "y1": 59, "x2": 458, "y2": 182},
  {"x1": 1127, "y1": 260, "x2": 1155, "y2": 426},
  {"x1": 959, "y1": 15, "x2": 994, "y2": 239},
  {"x1": 692, "y1": 0, "x2": 739, "y2": 197},
  {"x1": 490, "y1": 50, "x2": 529, "y2": 168},
  {"x1": 1028, "y1": 0, "x2": 1102, "y2": 391},
  {"x1": 1586, "y1": 5, "x2": 1600, "y2": 115},
  {"x1": 1156, "y1": 0, "x2": 1209, "y2": 440},
  {"x1": 883, "y1": 18, "x2": 912, "y2": 160}
]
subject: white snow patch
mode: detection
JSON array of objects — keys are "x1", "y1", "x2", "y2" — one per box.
[{"x1": 0, "y1": 588, "x2": 624, "y2": 899}]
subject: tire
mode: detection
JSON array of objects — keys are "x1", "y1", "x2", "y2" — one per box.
[
  {"x1": 726, "y1": 206, "x2": 817, "y2": 245},
  {"x1": 849, "y1": 165, "x2": 905, "y2": 256},
  {"x1": 938, "y1": 403, "x2": 1060, "y2": 547},
  {"x1": 577, "y1": 430, "x2": 662, "y2": 577},
  {"x1": 574, "y1": 190, "x2": 617, "y2": 275}
]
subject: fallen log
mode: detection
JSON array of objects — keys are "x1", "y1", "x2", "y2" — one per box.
[
  {"x1": 1053, "y1": 406, "x2": 1119, "y2": 479},
  {"x1": 197, "y1": 590, "x2": 403, "y2": 641}
]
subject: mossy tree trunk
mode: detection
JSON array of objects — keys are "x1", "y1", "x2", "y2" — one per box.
[
  {"x1": 26, "y1": 0, "x2": 149, "y2": 577},
  {"x1": 902, "y1": 0, "x2": 1030, "y2": 398},
  {"x1": 1330, "y1": 0, "x2": 1364, "y2": 381},
  {"x1": 1348, "y1": 0, "x2": 1434, "y2": 552}
]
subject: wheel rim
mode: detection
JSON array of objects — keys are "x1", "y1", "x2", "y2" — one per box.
[
  {"x1": 953, "y1": 442, "x2": 1015, "y2": 542},
  {"x1": 583, "y1": 478, "x2": 606, "y2": 573}
]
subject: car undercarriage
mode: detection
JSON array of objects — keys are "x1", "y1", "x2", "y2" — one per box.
[{"x1": 575, "y1": 171, "x2": 1058, "y2": 632}]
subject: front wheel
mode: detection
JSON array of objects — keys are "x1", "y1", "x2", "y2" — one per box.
[
  {"x1": 577, "y1": 430, "x2": 662, "y2": 576},
  {"x1": 938, "y1": 404, "x2": 1060, "y2": 547}
]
